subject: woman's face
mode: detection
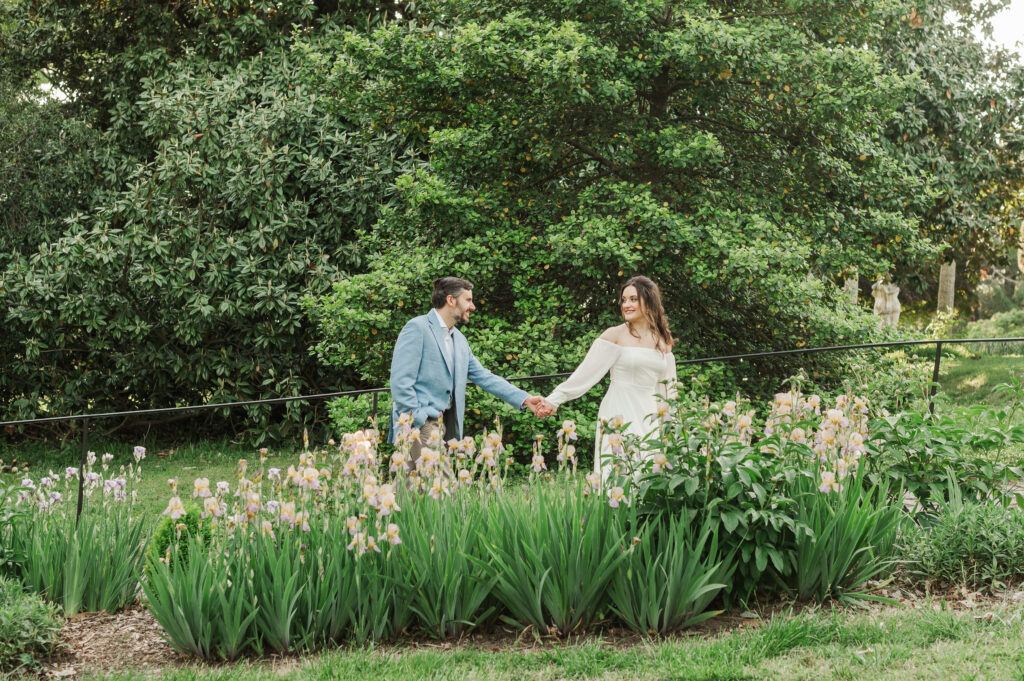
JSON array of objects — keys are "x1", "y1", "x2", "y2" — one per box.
[{"x1": 620, "y1": 285, "x2": 645, "y2": 323}]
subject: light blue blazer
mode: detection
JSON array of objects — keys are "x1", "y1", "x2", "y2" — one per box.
[{"x1": 389, "y1": 312, "x2": 528, "y2": 442}]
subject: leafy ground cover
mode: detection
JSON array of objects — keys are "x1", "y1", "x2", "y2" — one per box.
[{"x1": 0, "y1": 574, "x2": 61, "y2": 675}]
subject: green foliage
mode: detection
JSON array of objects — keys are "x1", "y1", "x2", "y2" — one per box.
[
  {"x1": 637, "y1": 395, "x2": 803, "y2": 600},
  {"x1": 899, "y1": 486, "x2": 1024, "y2": 590},
  {"x1": 963, "y1": 308, "x2": 1024, "y2": 355},
  {"x1": 828, "y1": 349, "x2": 933, "y2": 414},
  {"x1": 608, "y1": 510, "x2": 728, "y2": 635},
  {"x1": 0, "y1": 77, "x2": 102, "y2": 415},
  {"x1": 327, "y1": 393, "x2": 391, "y2": 439},
  {"x1": 789, "y1": 472, "x2": 899, "y2": 603},
  {"x1": 0, "y1": 482, "x2": 28, "y2": 573},
  {"x1": 866, "y1": 406, "x2": 1024, "y2": 509},
  {"x1": 0, "y1": 3, "x2": 410, "y2": 436},
  {"x1": 143, "y1": 534, "x2": 256, "y2": 660},
  {"x1": 142, "y1": 514, "x2": 408, "y2": 658},
  {"x1": 878, "y1": 0, "x2": 1024, "y2": 293},
  {"x1": 393, "y1": 494, "x2": 497, "y2": 639},
  {"x1": 0, "y1": 80, "x2": 99, "y2": 263},
  {"x1": 12, "y1": 510, "x2": 148, "y2": 616},
  {"x1": 0, "y1": 575, "x2": 61, "y2": 675},
  {"x1": 144, "y1": 506, "x2": 212, "y2": 579},
  {"x1": 477, "y1": 478, "x2": 627, "y2": 634},
  {"x1": 307, "y1": 0, "x2": 940, "y2": 408}
]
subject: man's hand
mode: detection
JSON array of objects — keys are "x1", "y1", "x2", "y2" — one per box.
[
  {"x1": 536, "y1": 398, "x2": 557, "y2": 418},
  {"x1": 523, "y1": 395, "x2": 556, "y2": 418},
  {"x1": 523, "y1": 395, "x2": 548, "y2": 418}
]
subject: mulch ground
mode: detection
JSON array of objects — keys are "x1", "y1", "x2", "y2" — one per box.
[{"x1": 39, "y1": 584, "x2": 1024, "y2": 679}]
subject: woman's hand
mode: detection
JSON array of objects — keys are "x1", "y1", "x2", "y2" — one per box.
[{"x1": 536, "y1": 399, "x2": 558, "y2": 418}]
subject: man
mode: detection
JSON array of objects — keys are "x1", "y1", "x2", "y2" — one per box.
[{"x1": 389, "y1": 276, "x2": 545, "y2": 460}]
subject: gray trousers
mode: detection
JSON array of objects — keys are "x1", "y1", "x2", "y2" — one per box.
[{"x1": 410, "y1": 408, "x2": 459, "y2": 465}]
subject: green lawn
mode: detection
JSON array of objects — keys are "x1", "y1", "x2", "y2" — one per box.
[
  {"x1": 938, "y1": 351, "x2": 1024, "y2": 409},
  {"x1": 90, "y1": 605, "x2": 1024, "y2": 681},
  {"x1": 1, "y1": 437, "x2": 311, "y2": 522}
]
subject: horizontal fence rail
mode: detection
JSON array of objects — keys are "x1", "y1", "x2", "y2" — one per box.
[
  {"x1": 5, "y1": 336, "x2": 1024, "y2": 430},
  {"x1": 3, "y1": 335, "x2": 1024, "y2": 521}
]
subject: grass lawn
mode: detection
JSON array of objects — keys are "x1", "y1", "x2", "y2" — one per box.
[
  {"x1": 1, "y1": 437, "x2": 311, "y2": 521},
  {"x1": 938, "y1": 350, "x2": 1024, "y2": 409},
  {"x1": 90, "y1": 605, "x2": 1024, "y2": 681}
]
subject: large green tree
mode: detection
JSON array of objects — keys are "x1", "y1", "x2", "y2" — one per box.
[
  {"x1": 310, "y1": 0, "x2": 932, "y2": 417},
  {"x1": 878, "y1": 0, "x2": 1024, "y2": 300},
  {"x1": 0, "y1": 2, "x2": 410, "y2": 435}
]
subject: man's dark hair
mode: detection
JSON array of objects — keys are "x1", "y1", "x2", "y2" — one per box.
[{"x1": 432, "y1": 277, "x2": 474, "y2": 309}]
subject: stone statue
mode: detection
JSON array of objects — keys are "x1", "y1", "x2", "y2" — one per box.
[
  {"x1": 843, "y1": 275, "x2": 859, "y2": 305},
  {"x1": 872, "y1": 276, "x2": 901, "y2": 327}
]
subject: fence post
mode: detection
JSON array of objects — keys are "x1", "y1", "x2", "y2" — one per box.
[
  {"x1": 929, "y1": 341, "x2": 943, "y2": 415},
  {"x1": 75, "y1": 417, "x2": 89, "y2": 526},
  {"x1": 372, "y1": 391, "x2": 379, "y2": 422}
]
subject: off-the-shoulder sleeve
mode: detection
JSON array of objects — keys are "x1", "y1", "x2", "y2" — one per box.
[
  {"x1": 656, "y1": 353, "x2": 679, "y2": 402},
  {"x1": 545, "y1": 339, "x2": 620, "y2": 408}
]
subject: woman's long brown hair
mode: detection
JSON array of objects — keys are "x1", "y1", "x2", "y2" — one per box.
[{"x1": 620, "y1": 275, "x2": 675, "y2": 351}]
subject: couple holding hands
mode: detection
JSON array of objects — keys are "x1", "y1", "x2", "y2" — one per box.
[{"x1": 388, "y1": 276, "x2": 678, "y2": 475}]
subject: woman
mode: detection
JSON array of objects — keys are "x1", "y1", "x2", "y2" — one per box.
[{"x1": 540, "y1": 276, "x2": 677, "y2": 479}]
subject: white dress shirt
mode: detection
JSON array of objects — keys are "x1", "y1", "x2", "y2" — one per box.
[{"x1": 432, "y1": 308, "x2": 455, "y2": 369}]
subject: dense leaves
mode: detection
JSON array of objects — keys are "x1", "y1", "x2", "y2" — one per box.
[
  {"x1": 878, "y1": 0, "x2": 1024, "y2": 295},
  {"x1": 0, "y1": 4, "x2": 410, "y2": 433},
  {"x1": 2, "y1": 0, "x2": 1022, "y2": 440},
  {"x1": 310, "y1": 0, "x2": 936, "y2": 421}
]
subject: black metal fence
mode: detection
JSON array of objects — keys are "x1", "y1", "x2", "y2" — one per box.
[{"x1": 3, "y1": 336, "x2": 1024, "y2": 521}]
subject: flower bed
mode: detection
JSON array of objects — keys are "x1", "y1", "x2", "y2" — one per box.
[{"x1": 6, "y1": 384, "x2": 1024, "y2": 660}]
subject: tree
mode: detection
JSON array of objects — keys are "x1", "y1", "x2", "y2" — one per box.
[
  {"x1": 310, "y1": 0, "x2": 931, "y2": 421},
  {"x1": 0, "y1": 3, "x2": 411, "y2": 436},
  {"x1": 878, "y1": 0, "x2": 1024, "y2": 302}
]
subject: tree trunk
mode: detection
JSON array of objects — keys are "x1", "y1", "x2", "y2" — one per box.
[
  {"x1": 1016, "y1": 240, "x2": 1024, "y2": 297},
  {"x1": 938, "y1": 260, "x2": 956, "y2": 313}
]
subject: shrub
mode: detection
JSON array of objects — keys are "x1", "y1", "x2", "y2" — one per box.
[
  {"x1": 963, "y1": 308, "x2": 1024, "y2": 355},
  {"x1": 632, "y1": 385, "x2": 897, "y2": 601},
  {"x1": 899, "y1": 489, "x2": 1024, "y2": 590},
  {"x1": 327, "y1": 393, "x2": 391, "y2": 441},
  {"x1": 0, "y1": 575, "x2": 61, "y2": 674},
  {"x1": 0, "y1": 5, "x2": 410, "y2": 440},
  {"x1": 866, "y1": 408, "x2": 1024, "y2": 510},
  {"x1": 144, "y1": 506, "x2": 212, "y2": 579}
]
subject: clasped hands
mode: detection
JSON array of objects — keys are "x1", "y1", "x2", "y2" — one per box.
[{"x1": 523, "y1": 395, "x2": 558, "y2": 419}]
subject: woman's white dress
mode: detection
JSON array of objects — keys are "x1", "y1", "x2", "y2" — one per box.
[{"x1": 545, "y1": 339, "x2": 677, "y2": 477}]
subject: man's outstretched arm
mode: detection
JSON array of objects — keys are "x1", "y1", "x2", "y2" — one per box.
[{"x1": 466, "y1": 349, "x2": 531, "y2": 411}]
